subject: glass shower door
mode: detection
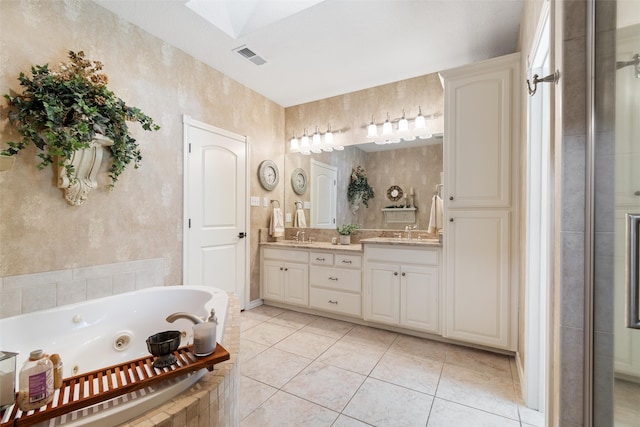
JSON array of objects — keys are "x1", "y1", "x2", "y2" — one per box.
[{"x1": 612, "y1": 19, "x2": 640, "y2": 425}]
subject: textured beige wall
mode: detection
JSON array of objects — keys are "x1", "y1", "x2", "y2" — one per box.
[
  {"x1": 284, "y1": 73, "x2": 444, "y2": 230},
  {"x1": 0, "y1": 0, "x2": 284, "y2": 302}
]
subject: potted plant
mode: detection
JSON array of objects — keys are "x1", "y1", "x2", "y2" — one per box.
[
  {"x1": 347, "y1": 166, "x2": 375, "y2": 214},
  {"x1": 2, "y1": 51, "x2": 160, "y2": 203},
  {"x1": 336, "y1": 223, "x2": 360, "y2": 245}
]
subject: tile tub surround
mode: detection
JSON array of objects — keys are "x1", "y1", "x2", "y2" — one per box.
[
  {"x1": 0, "y1": 258, "x2": 168, "y2": 319},
  {"x1": 239, "y1": 306, "x2": 543, "y2": 427},
  {"x1": 120, "y1": 293, "x2": 240, "y2": 427}
]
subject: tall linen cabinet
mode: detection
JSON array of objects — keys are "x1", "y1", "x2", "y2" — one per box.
[{"x1": 440, "y1": 53, "x2": 520, "y2": 351}]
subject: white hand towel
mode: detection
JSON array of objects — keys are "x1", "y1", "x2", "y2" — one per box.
[
  {"x1": 269, "y1": 207, "x2": 285, "y2": 237},
  {"x1": 427, "y1": 195, "x2": 443, "y2": 234},
  {"x1": 294, "y1": 208, "x2": 307, "y2": 228}
]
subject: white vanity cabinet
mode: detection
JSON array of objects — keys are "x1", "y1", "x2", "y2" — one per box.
[
  {"x1": 363, "y1": 245, "x2": 440, "y2": 334},
  {"x1": 440, "y1": 52, "x2": 519, "y2": 351},
  {"x1": 261, "y1": 248, "x2": 309, "y2": 306},
  {"x1": 309, "y1": 252, "x2": 362, "y2": 317}
]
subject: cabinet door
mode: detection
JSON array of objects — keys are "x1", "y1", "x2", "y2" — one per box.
[
  {"x1": 444, "y1": 210, "x2": 511, "y2": 349},
  {"x1": 442, "y1": 54, "x2": 518, "y2": 208},
  {"x1": 283, "y1": 262, "x2": 309, "y2": 306},
  {"x1": 401, "y1": 265, "x2": 439, "y2": 333},
  {"x1": 364, "y1": 263, "x2": 400, "y2": 325},
  {"x1": 262, "y1": 260, "x2": 284, "y2": 301}
]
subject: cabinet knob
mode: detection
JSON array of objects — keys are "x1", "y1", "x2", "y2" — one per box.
[
  {"x1": 394, "y1": 272, "x2": 399, "y2": 276},
  {"x1": 449, "y1": 196, "x2": 454, "y2": 201},
  {"x1": 316, "y1": 257, "x2": 325, "y2": 261},
  {"x1": 449, "y1": 218, "x2": 454, "y2": 222},
  {"x1": 342, "y1": 260, "x2": 352, "y2": 264},
  {"x1": 635, "y1": 190, "x2": 640, "y2": 196},
  {"x1": 329, "y1": 277, "x2": 338, "y2": 281},
  {"x1": 280, "y1": 267, "x2": 284, "y2": 271},
  {"x1": 284, "y1": 268, "x2": 288, "y2": 271},
  {"x1": 402, "y1": 272, "x2": 406, "y2": 276},
  {"x1": 328, "y1": 300, "x2": 338, "y2": 304}
]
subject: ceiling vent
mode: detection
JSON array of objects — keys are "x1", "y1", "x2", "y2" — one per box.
[{"x1": 233, "y1": 46, "x2": 267, "y2": 66}]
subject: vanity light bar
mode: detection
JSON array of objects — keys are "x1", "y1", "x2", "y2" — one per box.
[
  {"x1": 290, "y1": 124, "x2": 343, "y2": 154},
  {"x1": 367, "y1": 107, "x2": 435, "y2": 145}
]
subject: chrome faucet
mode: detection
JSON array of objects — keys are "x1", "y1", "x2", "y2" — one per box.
[
  {"x1": 295, "y1": 231, "x2": 305, "y2": 242},
  {"x1": 166, "y1": 309, "x2": 217, "y2": 325}
]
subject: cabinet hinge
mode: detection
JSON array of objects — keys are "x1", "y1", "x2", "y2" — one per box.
[
  {"x1": 188, "y1": 143, "x2": 192, "y2": 153},
  {"x1": 188, "y1": 218, "x2": 191, "y2": 228}
]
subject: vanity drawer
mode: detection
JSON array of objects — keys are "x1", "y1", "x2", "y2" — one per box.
[
  {"x1": 335, "y1": 254, "x2": 362, "y2": 269},
  {"x1": 310, "y1": 252, "x2": 334, "y2": 266},
  {"x1": 309, "y1": 266, "x2": 361, "y2": 292},
  {"x1": 310, "y1": 288, "x2": 361, "y2": 317},
  {"x1": 263, "y1": 248, "x2": 309, "y2": 263}
]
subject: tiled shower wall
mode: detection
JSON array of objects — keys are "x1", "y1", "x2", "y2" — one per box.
[{"x1": 0, "y1": 258, "x2": 168, "y2": 319}]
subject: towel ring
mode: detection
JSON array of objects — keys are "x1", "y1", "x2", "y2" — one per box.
[{"x1": 270, "y1": 200, "x2": 280, "y2": 207}]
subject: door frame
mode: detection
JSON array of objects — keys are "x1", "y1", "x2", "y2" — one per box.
[
  {"x1": 523, "y1": 0, "x2": 553, "y2": 414},
  {"x1": 182, "y1": 114, "x2": 250, "y2": 309}
]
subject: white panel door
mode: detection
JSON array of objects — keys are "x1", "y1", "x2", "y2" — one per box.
[
  {"x1": 310, "y1": 160, "x2": 337, "y2": 228},
  {"x1": 441, "y1": 55, "x2": 517, "y2": 208},
  {"x1": 445, "y1": 210, "x2": 511, "y2": 349},
  {"x1": 364, "y1": 262, "x2": 400, "y2": 325},
  {"x1": 184, "y1": 117, "x2": 247, "y2": 308},
  {"x1": 401, "y1": 265, "x2": 439, "y2": 333}
]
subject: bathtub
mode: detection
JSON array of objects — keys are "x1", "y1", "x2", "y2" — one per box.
[{"x1": 0, "y1": 285, "x2": 230, "y2": 427}]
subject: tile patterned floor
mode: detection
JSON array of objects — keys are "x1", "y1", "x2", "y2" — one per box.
[{"x1": 239, "y1": 305, "x2": 545, "y2": 427}]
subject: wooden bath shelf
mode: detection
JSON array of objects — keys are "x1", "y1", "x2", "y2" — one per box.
[{"x1": 0, "y1": 344, "x2": 230, "y2": 427}]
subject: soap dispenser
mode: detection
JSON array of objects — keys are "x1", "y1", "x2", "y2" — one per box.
[{"x1": 193, "y1": 309, "x2": 217, "y2": 357}]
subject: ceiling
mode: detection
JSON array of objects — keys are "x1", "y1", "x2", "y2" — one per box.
[{"x1": 94, "y1": 0, "x2": 524, "y2": 108}]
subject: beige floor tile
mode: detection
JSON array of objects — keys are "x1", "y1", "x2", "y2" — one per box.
[
  {"x1": 341, "y1": 324, "x2": 398, "y2": 349},
  {"x1": 436, "y1": 364, "x2": 519, "y2": 421},
  {"x1": 274, "y1": 329, "x2": 338, "y2": 359},
  {"x1": 445, "y1": 344, "x2": 513, "y2": 380},
  {"x1": 241, "y1": 347, "x2": 312, "y2": 388},
  {"x1": 240, "y1": 321, "x2": 297, "y2": 346},
  {"x1": 331, "y1": 414, "x2": 371, "y2": 427},
  {"x1": 268, "y1": 310, "x2": 319, "y2": 329},
  {"x1": 370, "y1": 351, "x2": 443, "y2": 395},
  {"x1": 242, "y1": 305, "x2": 285, "y2": 321},
  {"x1": 426, "y1": 398, "x2": 521, "y2": 427},
  {"x1": 241, "y1": 390, "x2": 338, "y2": 427},
  {"x1": 282, "y1": 361, "x2": 366, "y2": 412},
  {"x1": 302, "y1": 316, "x2": 355, "y2": 339},
  {"x1": 239, "y1": 375, "x2": 277, "y2": 420},
  {"x1": 240, "y1": 315, "x2": 263, "y2": 332},
  {"x1": 343, "y1": 377, "x2": 433, "y2": 427},
  {"x1": 239, "y1": 338, "x2": 269, "y2": 363},
  {"x1": 387, "y1": 334, "x2": 450, "y2": 362},
  {"x1": 316, "y1": 339, "x2": 386, "y2": 375}
]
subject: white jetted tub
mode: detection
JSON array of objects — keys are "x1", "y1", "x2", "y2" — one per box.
[{"x1": 0, "y1": 286, "x2": 229, "y2": 426}]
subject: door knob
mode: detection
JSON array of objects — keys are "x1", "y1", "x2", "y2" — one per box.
[{"x1": 238, "y1": 232, "x2": 246, "y2": 238}]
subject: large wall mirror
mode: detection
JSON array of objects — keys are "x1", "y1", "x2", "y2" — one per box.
[{"x1": 284, "y1": 136, "x2": 443, "y2": 230}]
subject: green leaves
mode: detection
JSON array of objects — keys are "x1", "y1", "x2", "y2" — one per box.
[{"x1": 2, "y1": 51, "x2": 159, "y2": 186}]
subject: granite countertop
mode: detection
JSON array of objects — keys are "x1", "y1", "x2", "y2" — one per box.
[
  {"x1": 260, "y1": 240, "x2": 363, "y2": 252},
  {"x1": 359, "y1": 237, "x2": 442, "y2": 248},
  {"x1": 260, "y1": 237, "x2": 442, "y2": 251}
]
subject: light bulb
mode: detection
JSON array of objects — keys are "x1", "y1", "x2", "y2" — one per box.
[
  {"x1": 323, "y1": 124, "x2": 334, "y2": 152},
  {"x1": 414, "y1": 106, "x2": 428, "y2": 137},
  {"x1": 398, "y1": 109, "x2": 409, "y2": 139},
  {"x1": 290, "y1": 135, "x2": 299, "y2": 152},
  {"x1": 311, "y1": 127, "x2": 322, "y2": 153},
  {"x1": 382, "y1": 113, "x2": 393, "y2": 137},
  {"x1": 367, "y1": 115, "x2": 378, "y2": 141},
  {"x1": 300, "y1": 129, "x2": 310, "y2": 154}
]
